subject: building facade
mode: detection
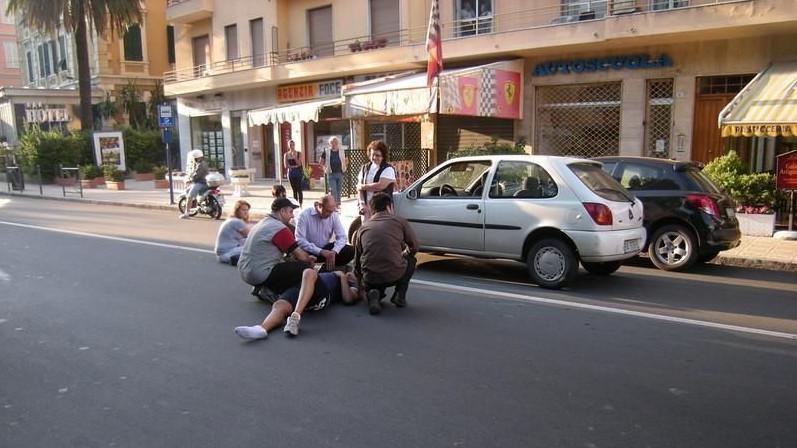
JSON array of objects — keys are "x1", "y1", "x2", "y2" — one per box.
[
  {"x1": 164, "y1": 0, "x2": 797, "y2": 180},
  {"x1": 0, "y1": 0, "x2": 173, "y2": 145}
]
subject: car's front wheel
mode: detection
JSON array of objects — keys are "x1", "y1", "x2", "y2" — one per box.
[
  {"x1": 581, "y1": 261, "x2": 622, "y2": 275},
  {"x1": 526, "y1": 238, "x2": 578, "y2": 289},
  {"x1": 648, "y1": 224, "x2": 698, "y2": 271}
]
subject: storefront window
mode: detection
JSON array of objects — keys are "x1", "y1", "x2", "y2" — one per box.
[
  {"x1": 190, "y1": 115, "x2": 225, "y2": 172},
  {"x1": 455, "y1": 0, "x2": 493, "y2": 37},
  {"x1": 536, "y1": 82, "x2": 621, "y2": 158}
]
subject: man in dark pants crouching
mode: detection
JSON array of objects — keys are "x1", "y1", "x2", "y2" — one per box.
[
  {"x1": 238, "y1": 198, "x2": 316, "y2": 301},
  {"x1": 354, "y1": 192, "x2": 419, "y2": 315}
]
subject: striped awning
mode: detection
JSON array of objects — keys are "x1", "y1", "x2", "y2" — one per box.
[
  {"x1": 719, "y1": 61, "x2": 797, "y2": 137},
  {"x1": 248, "y1": 97, "x2": 342, "y2": 127}
]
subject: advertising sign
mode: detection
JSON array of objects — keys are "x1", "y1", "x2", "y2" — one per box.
[
  {"x1": 158, "y1": 104, "x2": 174, "y2": 128},
  {"x1": 93, "y1": 131, "x2": 126, "y2": 171},
  {"x1": 776, "y1": 150, "x2": 797, "y2": 190},
  {"x1": 440, "y1": 59, "x2": 523, "y2": 119},
  {"x1": 277, "y1": 79, "x2": 343, "y2": 103}
]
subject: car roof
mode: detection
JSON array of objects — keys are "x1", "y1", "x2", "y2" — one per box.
[
  {"x1": 447, "y1": 154, "x2": 598, "y2": 166},
  {"x1": 594, "y1": 156, "x2": 701, "y2": 171}
]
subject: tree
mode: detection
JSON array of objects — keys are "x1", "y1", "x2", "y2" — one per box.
[{"x1": 7, "y1": 0, "x2": 142, "y2": 131}]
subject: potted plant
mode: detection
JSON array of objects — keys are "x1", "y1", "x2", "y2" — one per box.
[
  {"x1": 703, "y1": 151, "x2": 777, "y2": 236},
  {"x1": 79, "y1": 164, "x2": 101, "y2": 188},
  {"x1": 104, "y1": 165, "x2": 126, "y2": 190},
  {"x1": 133, "y1": 161, "x2": 155, "y2": 181},
  {"x1": 153, "y1": 165, "x2": 169, "y2": 189},
  {"x1": 301, "y1": 165, "x2": 312, "y2": 190}
]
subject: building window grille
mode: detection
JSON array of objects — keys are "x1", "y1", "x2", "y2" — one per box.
[
  {"x1": 645, "y1": 79, "x2": 674, "y2": 158},
  {"x1": 697, "y1": 75, "x2": 755, "y2": 95},
  {"x1": 368, "y1": 122, "x2": 421, "y2": 149},
  {"x1": 535, "y1": 82, "x2": 622, "y2": 158}
]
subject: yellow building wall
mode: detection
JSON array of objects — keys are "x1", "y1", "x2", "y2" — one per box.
[{"x1": 146, "y1": 0, "x2": 171, "y2": 76}]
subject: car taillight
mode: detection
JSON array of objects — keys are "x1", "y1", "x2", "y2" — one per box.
[
  {"x1": 686, "y1": 194, "x2": 720, "y2": 217},
  {"x1": 582, "y1": 202, "x2": 613, "y2": 226}
]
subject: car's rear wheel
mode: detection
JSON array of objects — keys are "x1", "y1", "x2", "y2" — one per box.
[
  {"x1": 526, "y1": 238, "x2": 578, "y2": 289},
  {"x1": 648, "y1": 224, "x2": 698, "y2": 271},
  {"x1": 581, "y1": 261, "x2": 622, "y2": 276}
]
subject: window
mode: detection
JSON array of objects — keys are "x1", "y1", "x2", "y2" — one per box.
[
  {"x1": 58, "y1": 36, "x2": 67, "y2": 71},
  {"x1": 370, "y1": 0, "x2": 400, "y2": 45},
  {"x1": 225, "y1": 24, "x2": 238, "y2": 61},
  {"x1": 419, "y1": 160, "x2": 492, "y2": 198},
  {"x1": 167, "y1": 26, "x2": 175, "y2": 64},
  {"x1": 697, "y1": 75, "x2": 755, "y2": 95},
  {"x1": 38, "y1": 44, "x2": 51, "y2": 76},
  {"x1": 490, "y1": 161, "x2": 558, "y2": 199},
  {"x1": 561, "y1": 0, "x2": 607, "y2": 19},
  {"x1": 26, "y1": 51, "x2": 33, "y2": 82},
  {"x1": 250, "y1": 18, "x2": 264, "y2": 66},
  {"x1": 651, "y1": 0, "x2": 688, "y2": 11},
  {"x1": 645, "y1": 79, "x2": 674, "y2": 158},
  {"x1": 48, "y1": 40, "x2": 57, "y2": 71},
  {"x1": 569, "y1": 163, "x2": 632, "y2": 202},
  {"x1": 616, "y1": 163, "x2": 680, "y2": 191},
  {"x1": 455, "y1": 0, "x2": 493, "y2": 36},
  {"x1": 123, "y1": 25, "x2": 143, "y2": 61},
  {"x1": 192, "y1": 34, "x2": 209, "y2": 75},
  {"x1": 3, "y1": 41, "x2": 19, "y2": 69},
  {"x1": 308, "y1": 6, "x2": 333, "y2": 57}
]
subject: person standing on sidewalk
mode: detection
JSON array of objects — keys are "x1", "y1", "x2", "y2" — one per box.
[
  {"x1": 320, "y1": 136, "x2": 348, "y2": 205},
  {"x1": 283, "y1": 140, "x2": 304, "y2": 206},
  {"x1": 295, "y1": 194, "x2": 354, "y2": 271},
  {"x1": 354, "y1": 192, "x2": 418, "y2": 315},
  {"x1": 356, "y1": 140, "x2": 396, "y2": 222},
  {"x1": 238, "y1": 198, "x2": 316, "y2": 299}
]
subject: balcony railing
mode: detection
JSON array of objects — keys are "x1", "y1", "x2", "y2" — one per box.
[{"x1": 164, "y1": 0, "x2": 744, "y2": 84}]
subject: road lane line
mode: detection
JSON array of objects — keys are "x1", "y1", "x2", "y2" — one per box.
[
  {"x1": 412, "y1": 279, "x2": 797, "y2": 341},
  {"x1": 0, "y1": 220, "x2": 214, "y2": 255},
  {"x1": 4, "y1": 219, "x2": 795, "y2": 341}
]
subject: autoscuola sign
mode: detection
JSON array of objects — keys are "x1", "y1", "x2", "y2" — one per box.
[{"x1": 533, "y1": 54, "x2": 673, "y2": 76}]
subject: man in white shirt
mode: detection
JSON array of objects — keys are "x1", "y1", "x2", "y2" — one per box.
[{"x1": 295, "y1": 194, "x2": 354, "y2": 271}]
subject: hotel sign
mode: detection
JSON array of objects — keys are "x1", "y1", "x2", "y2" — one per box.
[
  {"x1": 534, "y1": 54, "x2": 673, "y2": 76},
  {"x1": 277, "y1": 79, "x2": 343, "y2": 103}
]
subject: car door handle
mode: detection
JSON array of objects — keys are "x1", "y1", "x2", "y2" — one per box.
[{"x1": 466, "y1": 204, "x2": 480, "y2": 210}]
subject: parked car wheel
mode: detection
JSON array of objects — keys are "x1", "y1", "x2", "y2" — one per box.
[
  {"x1": 581, "y1": 261, "x2": 622, "y2": 276},
  {"x1": 526, "y1": 238, "x2": 578, "y2": 289},
  {"x1": 648, "y1": 224, "x2": 698, "y2": 271}
]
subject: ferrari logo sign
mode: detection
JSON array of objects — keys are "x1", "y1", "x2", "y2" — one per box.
[
  {"x1": 503, "y1": 81, "x2": 516, "y2": 105},
  {"x1": 462, "y1": 85, "x2": 475, "y2": 108}
]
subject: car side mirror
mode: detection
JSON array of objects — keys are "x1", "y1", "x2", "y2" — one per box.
[{"x1": 407, "y1": 188, "x2": 418, "y2": 200}]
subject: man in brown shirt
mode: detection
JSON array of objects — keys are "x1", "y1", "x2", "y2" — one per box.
[{"x1": 354, "y1": 192, "x2": 419, "y2": 315}]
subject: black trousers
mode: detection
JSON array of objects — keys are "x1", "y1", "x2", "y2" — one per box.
[
  {"x1": 316, "y1": 243, "x2": 355, "y2": 268},
  {"x1": 262, "y1": 261, "x2": 308, "y2": 294},
  {"x1": 363, "y1": 254, "x2": 416, "y2": 298}
]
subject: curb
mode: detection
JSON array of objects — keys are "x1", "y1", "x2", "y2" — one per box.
[
  {"x1": 712, "y1": 255, "x2": 797, "y2": 273},
  {"x1": 0, "y1": 190, "x2": 177, "y2": 213}
]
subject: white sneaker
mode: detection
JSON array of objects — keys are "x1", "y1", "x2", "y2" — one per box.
[{"x1": 283, "y1": 312, "x2": 301, "y2": 337}]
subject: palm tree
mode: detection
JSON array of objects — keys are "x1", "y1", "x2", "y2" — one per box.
[{"x1": 7, "y1": 0, "x2": 142, "y2": 131}]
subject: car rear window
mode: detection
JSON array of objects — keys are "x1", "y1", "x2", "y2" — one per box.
[
  {"x1": 569, "y1": 162, "x2": 633, "y2": 202},
  {"x1": 680, "y1": 168, "x2": 721, "y2": 193}
]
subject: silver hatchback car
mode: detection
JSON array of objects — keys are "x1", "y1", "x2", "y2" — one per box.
[{"x1": 392, "y1": 155, "x2": 646, "y2": 289}]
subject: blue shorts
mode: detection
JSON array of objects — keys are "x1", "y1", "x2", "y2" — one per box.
[{"x1": 278, "y1": 275, "x2": 335, "y2": 311}]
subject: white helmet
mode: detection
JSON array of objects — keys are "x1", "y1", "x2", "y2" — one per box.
[{"x1": 189, "y1": 149, "x2": 204, "y2": 160}]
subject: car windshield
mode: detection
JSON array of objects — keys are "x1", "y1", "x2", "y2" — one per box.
[
  {"x1": 680, "y1": 167, "x2": 721, "y2": 193},
  {"x1": 569, "y1": 162, "x2": 633, "y2": 203}
]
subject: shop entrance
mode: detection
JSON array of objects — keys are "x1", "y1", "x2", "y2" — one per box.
[{"x1": 692, "y1": 75, "x2": 754, "y2": 164}]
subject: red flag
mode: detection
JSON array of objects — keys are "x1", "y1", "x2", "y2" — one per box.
[{"x1": 426, "y1": 0, "x2": 442, "y2": 89}]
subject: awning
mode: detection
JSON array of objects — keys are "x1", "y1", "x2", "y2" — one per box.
[
  {"x1": 719, "y1": 61, "x2": 797, "y2": 137},
  {"x1": 343, "y1": 72, "x2": 437, "y2": 118},
  {"x1": 248, "y1": 97, "x2": 342, "y2": 126}
]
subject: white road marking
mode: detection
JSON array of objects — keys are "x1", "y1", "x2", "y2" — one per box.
[
  {"x1": 0, "y1": 221, "x2": 214, "y2": 254},
  {"x1": 412, "y1": 279, "x2": 797, "y2": 341},
  {"x1": 3, "y1": 219, "x2": 795, "y2": 341}
]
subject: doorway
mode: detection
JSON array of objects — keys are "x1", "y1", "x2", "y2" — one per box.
[{"x1": 691, "y1": 75, "x2": 755, "y2": 164}]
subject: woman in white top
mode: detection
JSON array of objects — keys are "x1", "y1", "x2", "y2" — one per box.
[
  {"x1": 357, "y1": 140, "x2": 396, "y2": 222},
  {"x1": 214, "y1": 200, "x2": 252, "y2": 265}
]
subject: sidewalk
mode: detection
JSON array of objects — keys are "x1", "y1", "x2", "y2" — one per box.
[{"x1": 2, "y1": 178, "x2": 796, "y2": 273}]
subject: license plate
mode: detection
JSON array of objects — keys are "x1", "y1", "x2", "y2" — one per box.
[
  {"x1": 623, "y1": 239, "x2": 639, "y2": 254},
  {"x1": 726, "y1": 208, "x2": 735, "y2": 218}
]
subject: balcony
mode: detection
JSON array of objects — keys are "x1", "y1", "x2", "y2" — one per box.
[
  {"x1": 165, "y1": 0, "x2": 784, "y2": 94},
  {"x1": 167, "y1": 0, "x2": 213, "y2": 24}
]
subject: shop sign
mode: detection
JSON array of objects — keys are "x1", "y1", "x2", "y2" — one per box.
[
  {"x1": 25, "y1": 106, "x2": 70, "y2": 123},
  {"x1": 277, "y1": 79, "x2": 343, "y2": 103},
  {"x1": 776, "y1": 150, "x2": 797, "y2": 190},
  {"x1": 721, "y1": 124, "x2": 797, "y2": 138},
  {"x1": 440, "y1": 59, "x2": 524, "y2": 120},
  {"x1": 533, "y1": 54, "x2": 673, "y2": 77}
]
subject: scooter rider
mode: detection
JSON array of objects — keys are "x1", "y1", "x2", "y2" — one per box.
[{"x1": 181, "y1": 149, "x2": 209, "y2": 220}]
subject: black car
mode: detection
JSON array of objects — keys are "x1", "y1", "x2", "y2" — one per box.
[{"x1": 595, "y1": 156, "x2": 741, "y2": 271}]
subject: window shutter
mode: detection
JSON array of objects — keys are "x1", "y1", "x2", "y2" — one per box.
[{"x1": 370, "y1": 0, "x2": 400, "y2": 44}]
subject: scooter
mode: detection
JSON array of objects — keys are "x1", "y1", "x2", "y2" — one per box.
[{"x1": 177, "y1": 172, "x2": 226, "y2": 220}]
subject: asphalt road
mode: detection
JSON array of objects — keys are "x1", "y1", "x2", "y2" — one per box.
[{"x1": 1, "y1": 196, "x2": 796, "y2": 448}]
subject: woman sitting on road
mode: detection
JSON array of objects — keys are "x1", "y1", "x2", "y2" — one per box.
[
  {"x1": 214, "y1": 200, "x2": 252, "y2": 266},
  {"x1": 234, "y1": 268, "x2": 360, "y2": 339}
]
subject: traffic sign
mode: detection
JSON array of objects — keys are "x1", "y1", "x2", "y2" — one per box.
[{"x1": 158, "y1": 104, "x2": 174, "y2": 128}]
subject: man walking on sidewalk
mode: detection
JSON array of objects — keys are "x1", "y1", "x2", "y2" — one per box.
[{"x1": 355, "y1": 192, "x2": 419, "y2": 315}]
